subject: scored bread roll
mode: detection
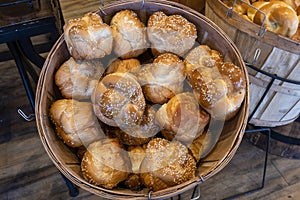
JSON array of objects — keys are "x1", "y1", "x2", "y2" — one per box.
[
  {"x1": 55, "y1": 57, "x2": 104, "y2": 100},
  {"x1": 110, "y1": 10, "x2": 149, "y2": 59},
  {"x1": 49, "y1": 99, "x2": 104, "y2": 148},
  {"x1": 134, "y1": 53, "x2": 186, "y2": 104},
  {"x1": 140, "y1": 138, "x2": 196, "y2": 192},
  {"x1": 185, "y1": 45, "x2": 246, "y2": 121},
  {"x1": 155, "y1": 92, "x2": 210, "y2": 145},
  {"x1": 81, "y1": 138, "x2": 131, "y2": 189},
  {"x1": 147, "y1": 11, "x2": 197, "y2": 57},
  {"x1": 64, "y1": 12, "x2": 113, "y2": 60},
  {"x1": 92, "y1": 72, "x2": 146, "y2": 128},
  {"x1": 253, "y1": 1, "x2": 299, "y2": 37}
]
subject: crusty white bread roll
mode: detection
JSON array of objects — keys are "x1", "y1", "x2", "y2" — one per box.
[
  {"x1": 134, "y1": 53, "x2": 186, "y2": 104},
  {"x1": 185, "y1": 45, "x2": 246, "y2": 121},
  {"x1": 253, "y1": 1, "x2": 299, "y2": 37},
  {"x1": 105, "y1": 58, "x2": 141, "y2": 75},
  {"x1": 92, "y1": 72, "x2": 146, "y2": 128},
  {"x1": 155, "y1": 92, "x2": 210, "y2": 145},
  {"x1": 55, "y1": 57, "x2": 104, "y2": 100},
  {"x1": 49, "y1": 99, "x2": 104, "y2": 148},
  {"x1": 81, "y1": 138, "x2": 131, "y2": 189},
  {"x1": 110, "y1": 10, "x2": 149, "y2": 59},
  {"x1": 64, "y1": 12, "x2": 113, "y2": 60},
  {"x1": 147, "y1": 11, "x2": 197, "y2": 57},
  {"x1": 140, "y1": 138, "x2": 196, "y2": 192}
]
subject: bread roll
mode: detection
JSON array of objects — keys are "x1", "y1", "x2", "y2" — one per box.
[
  {"x1": 147, "y1": 11, "x2": 197, "y2": 57},
  {"x1": 134, "y1": 53, "x2": 186, "y2": 104},
  {"x1": 140, "y1": 138, "x2": 196, "y2": 192},
  {"x1": 247, "y1": 1, "x2": 270, "y2": 21},
  {"x1": 49, "y1": 99, "x2": 104, "y2": 148},
  {"x1": 123, "y1": 145, "x2": 146, "y2": 190},
  {"x1": 253, "y1": 1, "x2": 299, "y2": 37},
  {"x1": 81, "y1": 138, "x2": 131, "y2": 189},
  {"x1": 110, "y1": 10, "x2": 149, "y2": 59},
  {"x1": 55, "y1": 57, "x2": 104, "y2": 100},
  {"x1": 92, "y1": 72, "x2": 146, "y2": 128},
  {"x1": 103, "y1": 105, "x2": 160, "y2": 146},
  {"x1": 223, "y1": 0, "x2": 251, "y2": 15},
  {"x1": 155, "y1": 92, "x2": 210, "y2": 144},
  {"x1": 105, "y1": 58, "x2": 141, "y2": 75},
  {"x1": 64, "y1": 12, "x2": 113, "y2": 60},
  {"x1": 185, "y1": 45, "x2": 246, "y2": 121}
]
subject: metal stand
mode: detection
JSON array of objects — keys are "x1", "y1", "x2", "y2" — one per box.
[
  {"x1": 223, "y1": 62, "x2": 300, "y2": 199},
  {"x1": 223, "y1": 128, "x2": 270, "y2": 200}
]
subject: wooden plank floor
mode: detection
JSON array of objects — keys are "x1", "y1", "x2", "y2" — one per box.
[{"x1": 1, "y1": 0, "x2": 300, "y2": 199}]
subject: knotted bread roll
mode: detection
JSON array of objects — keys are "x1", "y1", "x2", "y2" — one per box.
[
  {"x1": 110, "y1": 10, "x2": 149, "y2": 59},
  {"x1": 140, "y1": 138, "x2": 196, "y2": 192},
  {"x1": 147, "y1": 11, "x2": 197, "y2": 57},
  {"x1": 64, "y1": 12, "x2": 113, "y2": 60},
  {"x1": 55, "y1": 57, "x2": 104, "y2": 100},
  {"x1": 49, "y1": 99, "x2": 104, "y2": 148},
  {"x1": 185, "y1": 45, "x2": 246, "y2": 121},
  {"x1": 134, "y1": 53, "x2": 186, "y2": 104},
  {"x1": 92, "y1": 72, "x2": 146, "y2": 128},
  {"x1": 81, "y1": 138, "x2": 131, "y2": 189},
  {"x1": 123, "y1": 145, "x2": 146, "y2": 190},
  {"x1": 105, "y1": 58, "x2": 141, "y2": 75},
  {"x1": 156, "y1": 92, "x2": 210, "y2": 145},
  {"x1": 101, "y1": 105, "x2": 160, "y2": 146}
]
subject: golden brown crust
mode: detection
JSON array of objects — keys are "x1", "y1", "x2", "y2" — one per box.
[
  {"x1": 92, "y1": 72, "x2": 146, "y2": 127},
  {"x1": 155, "y1": 92, "x2": 210, "y2": 144},
  {"x1": 185, "y1": 45, "x2": 246, "y2": 121},
  {"x1": 134, "y1": 53, "x2": 186, "y2": 104},
  {"x1": 140, "y1": 138, "x2": 196, "y2": 191},
  {"x1": 110, "y1": 10, "x2": 149, "y2": 59},
  {"x1": 105, "y1": 58, "x2": 141, "y2": 75},
  {"x1": 103, "y1": 105, "x2": 160, "y2": 146},
  {"x1": 223, "y1": 0, "x2": 251, "y2": 15},
  {"x1": 49, "y1": 99, "x2": 104, "y2": 148},
  {"x1": 253, "y1": 1, "x2": 299, "y2": 37},
  {"x1": 247, "y1": 1, "x2": 270, "y2": 21},
  {"x1": 147, "y1": 11, "x2": 197, "y2": 57},
  {"x1": 81, "y1": 138, "x2": 131, "y2": 189},
  {"x1": 64, "y1": 12, "x2": 113, "y2": 60},
  {"x1": 123, "y1": 145, "x2": 146, "y2": 190},
  {"x1": 55, "y1": 57, "x2": 104, "y2": 100}
]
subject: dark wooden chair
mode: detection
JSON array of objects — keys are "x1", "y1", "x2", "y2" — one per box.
[{"x1": 0, "y1": 0, "x2": 78, "y2": 197}]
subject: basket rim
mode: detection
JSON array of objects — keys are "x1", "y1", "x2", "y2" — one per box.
[
  {"x1": 206, "y1": 0, "x2": 300, "y2": 54},
  {"x1": 35, "y1": 0, "x2": 250, "y2": 198}
]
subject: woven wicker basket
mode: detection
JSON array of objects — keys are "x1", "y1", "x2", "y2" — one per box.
[
  {"x1": 205, "y1": 0, "x2": 300, "y2": 127},
  {"x1": 36, "y1": 0, "x2": 249, "y2": 199}
]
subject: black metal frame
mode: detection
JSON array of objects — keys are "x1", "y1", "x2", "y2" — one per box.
[
  {"x1": 221, "y1": 63, "x2": 300, "y2": 199},
  {"x1": 0, "y1": 0, "x2": 34, "y2": 7}
]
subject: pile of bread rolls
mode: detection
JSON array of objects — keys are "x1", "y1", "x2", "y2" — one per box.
[
  {"x1": 49, "y1": 9, "x2": 246, "y2": 192},
  {"x1": 222, "y1": 0, "x2": 300, "y2": 40}
]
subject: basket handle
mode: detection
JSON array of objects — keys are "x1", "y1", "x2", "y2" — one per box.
[{"x1": 225, "y1": 0, "x2": 267, "y2": 37}]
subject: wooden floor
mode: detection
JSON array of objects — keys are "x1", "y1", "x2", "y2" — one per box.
[{"x1": 1, "y1": 0, "x2": 300, "y2": 199}]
